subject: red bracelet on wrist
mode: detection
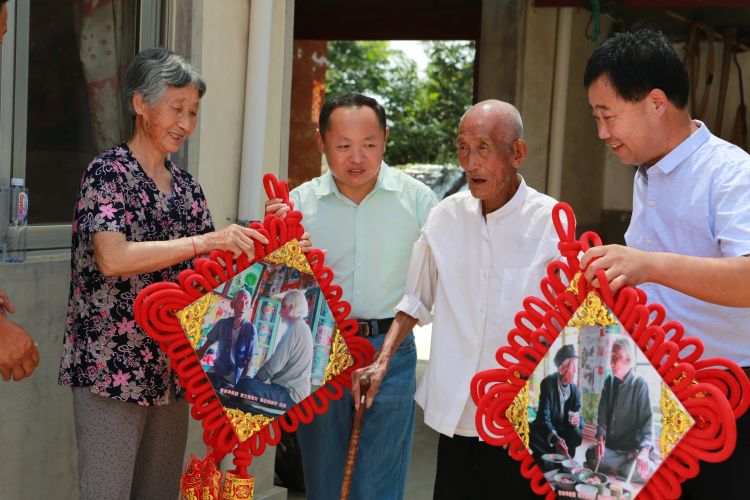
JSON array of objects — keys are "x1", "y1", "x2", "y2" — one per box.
[{"x1": 191, "y1": 237, "x2": 198, "y2": 258}]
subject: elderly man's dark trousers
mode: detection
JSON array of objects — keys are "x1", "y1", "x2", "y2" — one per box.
[
  {"x1": 681, "y1": 367, "x2": 750, "y2": 499},
  {"x1": 433, "y1": 434, "x2": 539, "y2": 499}
]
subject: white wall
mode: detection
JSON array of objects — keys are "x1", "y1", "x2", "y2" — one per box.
[
  {"x1": 191, "y1": 0, "x2": 292, "y2": 226},
  {"x1": 263, "y1": 0, "x2": 294, "y2": 184},
  {"x1": 0, "y1": 1, "x2": 295, "y2": 497},
  {"x1": 0, "y1": 258, "x2": 78, "y2": 500},
  {"x1": 191, "y1": 0, "x2": 253, "y2": 229}
]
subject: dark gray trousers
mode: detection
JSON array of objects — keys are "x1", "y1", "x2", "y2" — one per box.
[{"x1": 72, "y1": 387, "x2": 188, "y2": 500}]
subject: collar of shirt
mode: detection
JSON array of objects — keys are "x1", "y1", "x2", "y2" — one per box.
[
  {"x1": 637, "y1": 120, "x2": 710, "y2": 180},
  {"x1": 485, "y1": 174, "x2": 527, "y2": 222},
  {"x1": 291, "y1": 162, "x2": 437, "y2": 319},
  {"x1": 613, "y1": 369, "x2": 633, "y2": 386},
  {"x1": 312, "y1": 161, "x2": 399, "y2": 203},
  {"x1": 470, "y1": 175, "x2": 527, "y2": 242}
]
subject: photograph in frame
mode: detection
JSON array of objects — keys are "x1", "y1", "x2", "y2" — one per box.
[
  {"x1": 521, "y1": 301, "x2": 694, "y2": 500},
  {"x1": 176, "y1": 240, "x2": 353, "y2": 431}
]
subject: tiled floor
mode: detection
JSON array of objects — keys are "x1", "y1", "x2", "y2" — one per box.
[{"x1": 286, "y1": 326, "x2": 439, "y2": 499}]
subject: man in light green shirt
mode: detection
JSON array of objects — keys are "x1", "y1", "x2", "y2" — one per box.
[
  {"x1": 268, "y1": 93, "x2": 437, "y2": 500},
  {"x1": 290, "y1": 160, "x2": 436, "y2": 321}
]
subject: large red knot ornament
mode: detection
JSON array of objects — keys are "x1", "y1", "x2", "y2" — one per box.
[
  {"x1": 470, "y1": 202, "x2": 750, "y2": 499},
  {"x1": 134, "y1": 174, "x2": 374, "y2": 498}
]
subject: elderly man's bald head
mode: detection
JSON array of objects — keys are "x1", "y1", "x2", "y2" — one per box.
[
  {"x1": 459, "y1": 100, "x2": 523, "y2": 143},
  {"x1": 456, "y1": 99, "x2": 528, "y2": 215}
]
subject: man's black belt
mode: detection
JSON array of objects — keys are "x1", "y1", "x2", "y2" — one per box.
[{"x1": 355, "y1": 318, "x2": 394, "y2": 337}]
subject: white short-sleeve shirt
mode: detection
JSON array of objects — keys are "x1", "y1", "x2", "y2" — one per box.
[{"x1": 396, "y1": 177, "x2": 560, "y2": 436}]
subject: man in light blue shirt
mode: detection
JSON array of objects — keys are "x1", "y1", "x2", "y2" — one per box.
[
  {"x1": 580, "y1": 26, "x2": 750, "y2": 498},
  {"x1": 268, "y1": 93, "x2": 437, "y2": 500}
]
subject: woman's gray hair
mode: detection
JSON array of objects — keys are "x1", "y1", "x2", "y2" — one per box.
[
  {"x1": 123, "y1": 47, "x2": 206, "y2": 115},
  {"x1": 282, "y1": 289, "x2": 309, "y2": 320}
]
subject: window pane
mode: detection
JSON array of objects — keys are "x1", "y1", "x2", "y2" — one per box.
[{"x1": 25, "y1": 0, "x2": 137, "y2": 224}]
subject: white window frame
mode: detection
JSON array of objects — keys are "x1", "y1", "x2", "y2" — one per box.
[
  {"x1": 0, "y1": 0, "x2": 164, "y2": 252},
  {"x1": 0, "y1": 0, "x2": 19, "y2": 187}
]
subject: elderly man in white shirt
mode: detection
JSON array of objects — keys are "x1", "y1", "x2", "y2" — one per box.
[{"x1": 353, "y1": 100, "x2": 559, "y2": 499}]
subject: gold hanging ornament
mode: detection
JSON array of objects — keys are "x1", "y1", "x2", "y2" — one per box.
[{"x1": 566, "y1": 272, "x2": 617, "y2": 327}]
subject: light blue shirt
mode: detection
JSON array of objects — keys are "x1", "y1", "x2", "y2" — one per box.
[
  {"x1": 625, "y1": 121, "x2": 750, "y2": 365},
  {"x1": 291, "y1": 163, "x2": 438, "y2": 319}
]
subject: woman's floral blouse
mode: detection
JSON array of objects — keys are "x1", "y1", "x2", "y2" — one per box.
[{"x1": 59, "y1": 143, "x2": 214, "y2": 405}]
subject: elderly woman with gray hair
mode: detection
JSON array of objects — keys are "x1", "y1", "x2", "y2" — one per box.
[
  {"x1": 58, "y1": 47, "x2": 267, "y2": 499},
  {"x1": 237, "y1": 289, "x2": 314, "y2": 417}
]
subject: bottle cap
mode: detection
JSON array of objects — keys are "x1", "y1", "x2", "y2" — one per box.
[{"x1": 10, "y1": 178, "x2": 24, "y2": 188}]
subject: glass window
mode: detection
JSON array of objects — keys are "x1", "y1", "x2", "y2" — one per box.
[
  {"x1": 0, "y1": 0, "x2": 168, "y2": 251},
  {"x1": 24, "y1": 0, "x2": 138, "y2": 225}
]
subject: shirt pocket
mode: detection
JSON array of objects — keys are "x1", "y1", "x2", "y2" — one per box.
[{"x1": 499, "y1": 266, "x2": 547, "y2": 320}]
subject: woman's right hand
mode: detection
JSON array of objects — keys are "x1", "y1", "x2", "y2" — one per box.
[{"x1": 197, "y1": 224, "x2": 269, "y2": 260}]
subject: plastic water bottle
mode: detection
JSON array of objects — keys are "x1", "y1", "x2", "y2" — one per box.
[{"x1": 4, "y1": 178, "x2": 28, "y2": 263}]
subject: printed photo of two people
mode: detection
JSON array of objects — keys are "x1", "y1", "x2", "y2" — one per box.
[
  {"x1": 525, "y1": 313, "x2": 693, "y2": 500},
  {"x1": 190, "y1": 249, "x2": 338, "y2": 419}
]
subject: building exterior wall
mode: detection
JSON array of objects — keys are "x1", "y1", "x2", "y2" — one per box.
[
  {"x1": 0, "y1": 258, "x2": 78, "y2": 499},
  {"x1": 477, "y1": 0, "x2": 523, "y2": 104},
  {"x1": 478, "y1": 1, "x2": 627, "y2": 233},
  {"x1": 4, "y1": 2, "x2": 750, "y2": 498},
  {"x1": 264, "y1": 0, "x2": 294, "y2": 188},
  {"x1": 189, "y1": 0, "x2": 291, "y2": 225},
  {"x1": 517, "y1": 1, "x2": 557, "y2": 195},
  {"x1": 514, "y1": 3, "x2": 750, "y2": 233},
  {"x1": 558, "y1": 7, "x2": 612, "y2": 230},
  {"x1": 477, "y1": 1, "x2": 610, "y2": 228},
  {"x1": 192, "y1": 0, "x2": 252, "y2": 229},
  {"x1": 0, "y1": 1, "x2": 292, "y2": 498}
]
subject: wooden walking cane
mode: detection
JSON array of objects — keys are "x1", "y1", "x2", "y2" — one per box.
[{"x1": 339, "y1": 379, "x2": 371, "y2": 500}]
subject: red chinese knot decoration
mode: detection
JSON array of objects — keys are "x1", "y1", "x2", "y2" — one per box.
[
  {"x1": 134, "y1": 174, "x2": 374, "y2": 499},
  {"x1": 470, "y1": 202, "x2": 750, "y2": 499}
]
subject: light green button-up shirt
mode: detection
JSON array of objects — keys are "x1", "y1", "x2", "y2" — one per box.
[{"x1": 290, "y1": 163, "x2": 438, "y2": 319}]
